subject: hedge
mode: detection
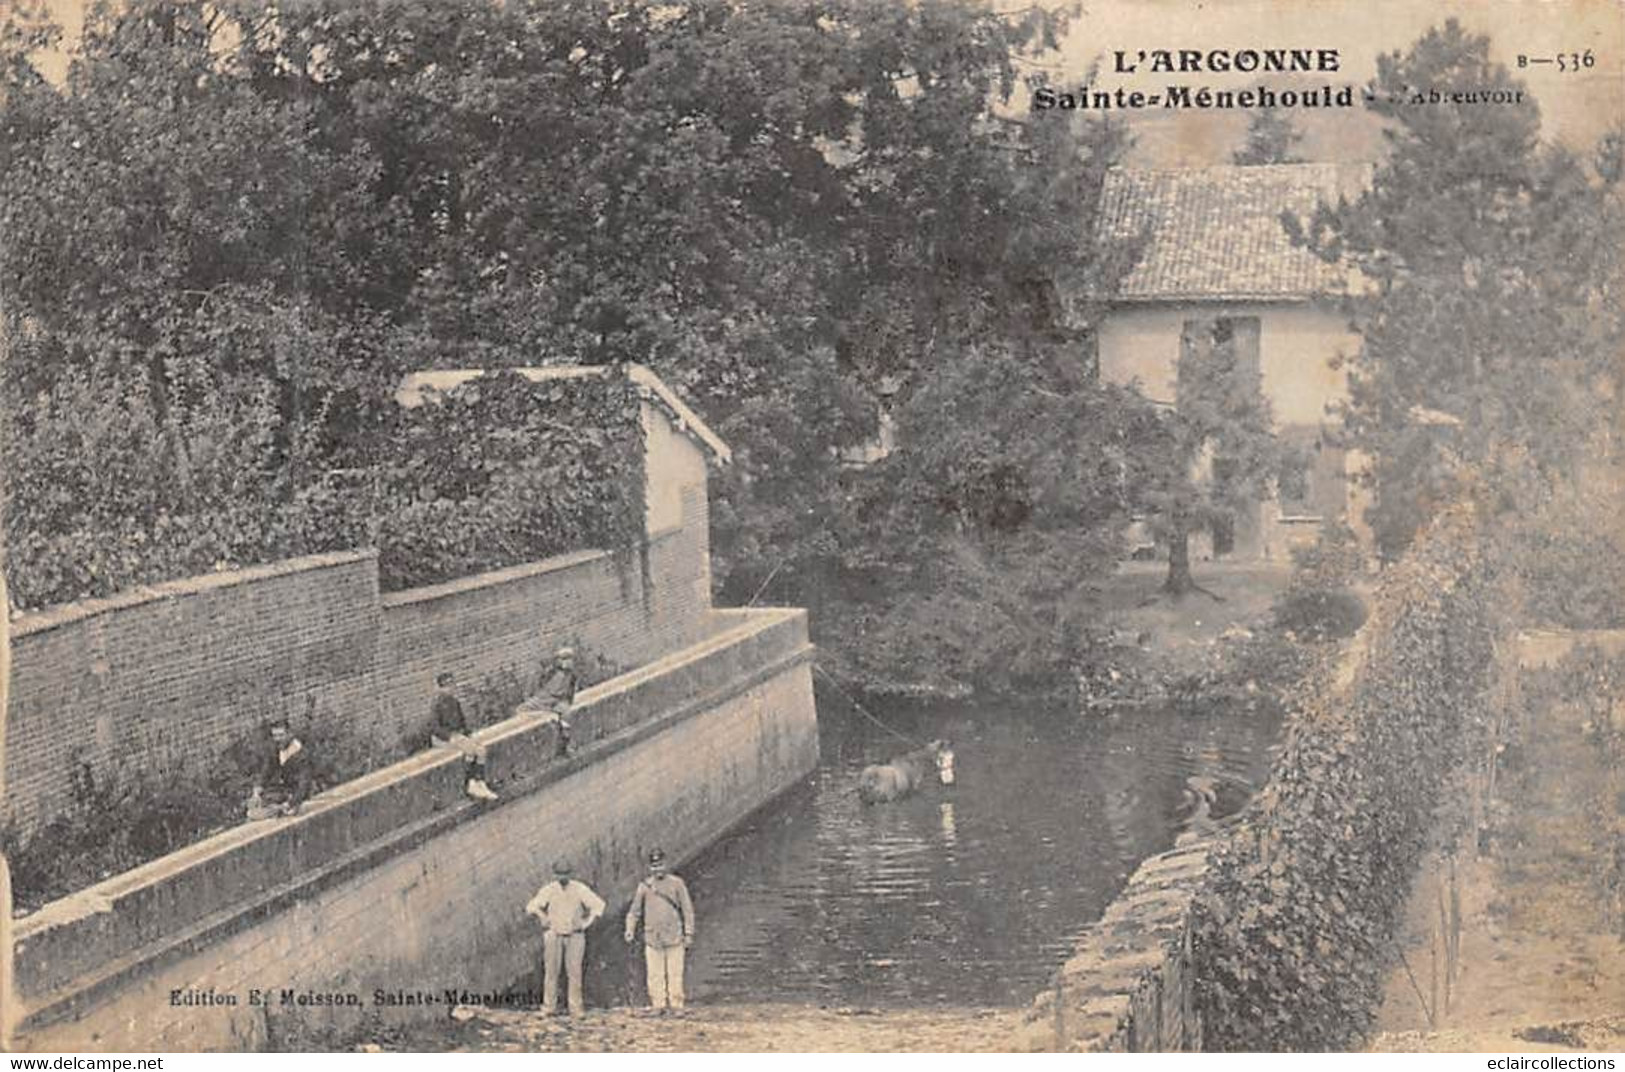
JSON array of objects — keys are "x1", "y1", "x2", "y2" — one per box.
[
  {"x1": 1189, "y1": 503, "x2": 1496, "y2": 1050},
  {"x1": 2, "y1": 367, "x2": 647, "y2": 610}
]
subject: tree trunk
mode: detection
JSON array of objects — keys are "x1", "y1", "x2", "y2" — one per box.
[{"x1": 1164, "y1": 524, "x2": 1194, "y2": 596}]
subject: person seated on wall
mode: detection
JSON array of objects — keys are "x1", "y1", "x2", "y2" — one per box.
[
  {"x1": 246, "y1": 718, "x2": 313, "y2": 820},
  {"x1": 429, "y1": 670, "x2": 499, "y2": 802},
  {"x1": 534, "y1": 645, "x2": 579, "y2": 758}
]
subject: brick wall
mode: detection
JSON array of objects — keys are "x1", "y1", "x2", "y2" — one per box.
[
  {"x1": 4, "y1": 480, "x2": 716, "y2": 841},
  {"x1": 374, "y1": 513, "x2": 715, "y2": 752},
  {"x1": 13, "y1": 609, "x2": 817, "y2": 1051},
  {"x1": 3, "y1": 552, "x2": 383, "y2": 838}
]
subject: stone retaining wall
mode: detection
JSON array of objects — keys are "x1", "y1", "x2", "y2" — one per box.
[
  {"x1": 1011, "y1": 841, "x2": 1210, "y2": 1052},
  {"x1": 12, "y1": 609, "x2": 818, "y2": 1051}
]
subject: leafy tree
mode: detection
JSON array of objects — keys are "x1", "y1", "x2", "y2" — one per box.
[
  {"x1": 832, "y1": 345, "x2": 1155, "y2": 697},
  {"x1": 1138, "y1": 318, "x2": 1282, "y2": 597},
  {"x1": 1231, "y1": 105, "x2": 1306, "y2": 165},
  {"x1": 1290, "y1": 20, "x2": 1623, "y2": 560},
  {"x1": 1, "y1": 0, "x2": 1148, "y2": 698}
]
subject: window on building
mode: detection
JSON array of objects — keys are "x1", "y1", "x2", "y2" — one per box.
[
  {"x1": 1180, "y1": 317, "x2": 1261, "y2": 380},
  {"x1": 1277, "y1": 428, "x2": 1348, "y2": 521}
]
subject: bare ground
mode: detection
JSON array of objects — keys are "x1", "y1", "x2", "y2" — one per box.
[
  {"x1": 374, "y1": 1004, "x2": 1028, "y2": 1053},
  {"x1": 1367, "y1": 684, "x2": 1625, "y2": 1052},
  {"x1": 1101, "y1": 561, "x2": 1291, "y2": 657}
]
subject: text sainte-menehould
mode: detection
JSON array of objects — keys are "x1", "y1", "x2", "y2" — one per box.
[{"x1": 1033, "y1": 47, "x2": 1355, "y2": 111}]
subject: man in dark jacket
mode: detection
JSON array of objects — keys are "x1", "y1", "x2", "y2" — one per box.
[
  {"x1": 248, "y1": 719, "x2": 313, "y2": 819},
  {"x1": 429, "y1": 670, "x2": 497, "y2": 801},
  {"x1": 535, "y1": 646, "x2": 579, "y2": 757}
]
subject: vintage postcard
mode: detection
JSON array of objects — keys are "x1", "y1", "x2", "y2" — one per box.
[{"x1": 0, "y1": 0, "x2": 1621, "y2": 1056}]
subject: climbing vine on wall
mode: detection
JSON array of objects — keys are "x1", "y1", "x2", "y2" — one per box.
[
  {"x1": 1188, "y1": 504, "x2": 1496, "y2": 1051},
  {"x1": 374, "y1": 369, "x2": 647, "y2": 592}
]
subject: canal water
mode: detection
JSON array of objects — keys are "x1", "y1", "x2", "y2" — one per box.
[{"x1": 579, "y1": 692, "x2": 1282, "y2": 1011}]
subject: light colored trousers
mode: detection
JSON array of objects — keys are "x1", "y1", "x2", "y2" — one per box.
[
  {"x1": 643, "y1": 944, "x2": 686, "y2": 1008},
  {"x1": 542, "y1": 931, "x2": 587, "y2": 1014}
]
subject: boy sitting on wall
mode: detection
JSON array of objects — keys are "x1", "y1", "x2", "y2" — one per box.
[
  {"x1": 534, "y1": 645, "x2": 579, "y2": 758},
  {"x1": 246, "y1": 718, "x2": 313, "y2": 819},
  {"x1": 429, "y1": 670, "x2": 499, "y2": 802}
]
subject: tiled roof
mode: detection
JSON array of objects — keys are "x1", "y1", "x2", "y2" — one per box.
[{"x1": 1098, "y1": 164, "x2": 1372, "y2": 302}]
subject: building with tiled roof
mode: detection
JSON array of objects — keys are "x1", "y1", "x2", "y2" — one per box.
[
  {"x1": 1090, "y1": 163, "x2": 1375, "y2": 560},
  {"x1": 1098, "y1": 164, "x2": 1371, "y2": 302}
]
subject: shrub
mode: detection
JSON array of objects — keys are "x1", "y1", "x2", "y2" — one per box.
[
  {"x1": 1273, "y1": 586, "x2": 1369, "y2": 641},
  {"x1": 369, "y1": 369, "x2": 647, "y2": 593}
]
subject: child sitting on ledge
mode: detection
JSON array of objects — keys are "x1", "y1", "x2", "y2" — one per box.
[
  {"x1": 246, "y1": 718, "x2": 313, "y2": 819},
  {"x1": 428, "y1": 669, "x2": 499, "y2": 802}
]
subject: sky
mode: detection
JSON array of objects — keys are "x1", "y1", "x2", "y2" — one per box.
[
  {"x1": 30, "y1": 0, "x2": 1625, "y2": 164},
  {"x1": 1050, "y1": 0, "x2": 1624, "y2": 164}
]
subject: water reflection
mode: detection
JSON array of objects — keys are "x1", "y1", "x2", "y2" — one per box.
[{"x1": 589, "y1": 697, "x2": 1280, "y2": 1010}]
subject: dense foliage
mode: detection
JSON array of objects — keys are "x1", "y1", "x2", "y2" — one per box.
[
  {"x1": 1189, "y1": 504, "x2": 1495, "y2": 1050},
  {"x1": 0, "y1": 0, "x2": 1152, "y2": 697},
  {"x1": 376, "y1": 371, "x2": 646, "y2": 592},
  {"x1": 1289, "y1": 19, "x2": 1623, "y2": 561},
  {"x1": 827, "y1": 348, "x2": 1156, "y2": 698},
  {"x1": 1490, "y1": 482, "x2": 1625, "y2": 630},
  {"x1": 1136, "y1": 317, "x2": 1284, "y2": 596}
]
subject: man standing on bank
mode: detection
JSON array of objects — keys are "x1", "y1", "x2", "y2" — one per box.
[
  {"x1": 525, "y1": 859, "x2": 605, "y2": 1017},
  {"x1": 624, "y1": 848, "x2": 696, "y2": 1013}
]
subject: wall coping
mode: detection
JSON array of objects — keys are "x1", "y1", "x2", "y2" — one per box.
[
  {"x1": 1515, "y1": 627, "x2": 1625, "y2": 668},
  {"x1": 12, "y1": 607, "x2": 810, "y2": 1031},
  {"x1": 378, "y1": 548, "x2": 611, "y2": 609},
  {"x1": 9, "y1": 550, "x2": 378, "y2": 640},
  {"x1": 378, "y1": 525, "x2": 694, "y2": 611},
  {"x1": 9, "y1": 510, "x2": 693, "y2": 637},
  {"x1": 1017, "y1": 838, "x2": 1213, "y2": 1053}
]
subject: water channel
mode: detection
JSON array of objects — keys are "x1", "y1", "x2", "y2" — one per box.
[{"x1": 580, "y1": 692, "x2": 1282, "y2": 1011}]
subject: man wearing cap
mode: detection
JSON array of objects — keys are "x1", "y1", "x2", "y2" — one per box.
[
  {"x1": 624, "y1": 848, "x2": 696, "y2": 1012},
  {"x1": 535, "y1": 646, "x2": 579, "y2": 758},
  {"x1": 524, "y1": 860, "x2": 605, "y2": 1017}
]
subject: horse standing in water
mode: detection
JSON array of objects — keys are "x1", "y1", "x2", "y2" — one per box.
[{"x1": 857, "y1": 739, "x2": 954, "y2": 804}]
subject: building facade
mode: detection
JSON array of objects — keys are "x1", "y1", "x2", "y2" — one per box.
[{"x1": 1093, "y1": 164, "x2": 1374, "y2": 561}]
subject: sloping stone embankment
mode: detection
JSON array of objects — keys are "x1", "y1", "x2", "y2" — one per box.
[{"x1": 1010, "y1": 841, "x2": 1210, "y2": 1052}]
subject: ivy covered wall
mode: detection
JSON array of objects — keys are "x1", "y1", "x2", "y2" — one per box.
[{"x1": 1188, "y1": 503, "x2": 1495, "y2": 1050}]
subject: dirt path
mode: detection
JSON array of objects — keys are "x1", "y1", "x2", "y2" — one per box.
[
  {"x1": 1368, "y1": 680, "x2": 1625, "y2": 1052},
  {"x1": 374, "y1": 1004, "x2": 1027, "y2": 1053}
]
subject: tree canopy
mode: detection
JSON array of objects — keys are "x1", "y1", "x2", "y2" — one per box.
[
  {"x1": 1290, "y1": 19, "x2": 1623, "y2": 560},
  {"x1": 1, "y1": 0, "x2": 1154, "y2": 697},
  {"x1": 1232, "y1": 106, "x2": 1306, "y2": 165}
]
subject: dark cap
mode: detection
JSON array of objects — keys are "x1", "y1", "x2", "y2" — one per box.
[
  {"x1": 552, "y1": 859, "x2": 573, "y2": 876},
  {"x1": 647, "y1": 849, "x2": 666, "y2": 866}
]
